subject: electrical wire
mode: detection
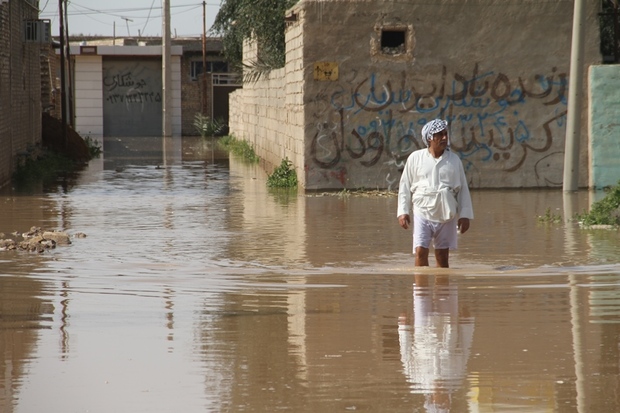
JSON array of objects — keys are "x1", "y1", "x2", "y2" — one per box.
[
  {"x1": 40, "y1": 0, "x2": 51, "y2": 13},
  {"x1": 39, "y1": 1, "x2": 215, "y2": 35},
  {"x1": 139, "y1": 0, "x2": 157, "y2": 37}
]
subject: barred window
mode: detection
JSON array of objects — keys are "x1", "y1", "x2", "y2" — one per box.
[{"x1": 190, "y1": 61, "x2": 229, "y2": 80}]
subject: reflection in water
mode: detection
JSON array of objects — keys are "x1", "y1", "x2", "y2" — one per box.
[
  {"x1": 1, "y1": 136, "x2": 620, "y2": 412},
  {"x1": 0, "y1": 276, "x2": 53, "y2": 413},
  {"x1": 399, "y1": 274, "x2": 473, "y2": 412}
]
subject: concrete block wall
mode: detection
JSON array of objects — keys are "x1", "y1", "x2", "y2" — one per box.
[
  {"x1": 228, "y1": 19, "x2": 306, "y2": 186},
  {"x1": 0, "y1": 0, "x2": 43, "y2": 188},
  {"x1": 74, "y1": 55, "x2": 103, "y2": 138},
  {"x1": 284, "y1": 15, "x2": 306, "y2": 186},
  {"x1": 171, "y1": 55, "x2": 183, "y2": 136}
]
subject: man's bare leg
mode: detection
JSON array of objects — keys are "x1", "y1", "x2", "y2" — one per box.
[
  {"x1": 435, "y1": 248, "x2": 449, "y2": 268},
  {"x1": 415, "y1": 246, "x2": 430, "y2": 266}
]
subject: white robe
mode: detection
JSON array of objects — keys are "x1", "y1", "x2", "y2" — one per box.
[{"x1": 397, "y1": 148, "x2": 474, "y2": 223}]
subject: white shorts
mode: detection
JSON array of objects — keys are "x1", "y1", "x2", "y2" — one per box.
[{"x1": 413, "y1": 214, "x2": 458, "y2": 251}]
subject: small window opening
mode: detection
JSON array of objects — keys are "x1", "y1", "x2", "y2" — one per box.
[{"x1": 381, "y1": 30, "x2": 406, "y2": 55}]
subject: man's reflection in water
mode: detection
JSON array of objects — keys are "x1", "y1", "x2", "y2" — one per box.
[{"x1": 398, "y1": 274, "x2": 474, "y2": 412}]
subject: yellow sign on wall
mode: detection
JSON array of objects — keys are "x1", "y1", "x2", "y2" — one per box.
[{"x1": 314, "y1": 62, "x2": 338, "y2": 81}]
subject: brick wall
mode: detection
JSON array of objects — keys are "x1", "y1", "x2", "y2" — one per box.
[
  {"x1": 0, "y1": 0, "x2": 43, "y2": 188},
  {"x1": 180, "y1": 52, "x2": 213, "y2": 136}
]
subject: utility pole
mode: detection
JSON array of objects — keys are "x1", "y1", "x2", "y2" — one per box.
[
  {"x1": 64, "y1": 0, "x2": 74, "y2": 128},
  {"x1": 122, "y1": 17, "x2": 133, "y2": 37},
  {"x1": 202, "y1": 0, "x2": 208, "y2": 115},
  {"x1": 58, "y1": 0, "x2": 67, "y2": 148},
  {"x1": 162, "y1": 0, "x2": 172, "y2": 137},
  {"x1": 563, "y1": 0, "x2": 586, "y2": 191}
]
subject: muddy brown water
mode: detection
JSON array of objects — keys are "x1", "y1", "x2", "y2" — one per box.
[{"x1": 1, "y1": 136, "x2": 619, "y2": 413}]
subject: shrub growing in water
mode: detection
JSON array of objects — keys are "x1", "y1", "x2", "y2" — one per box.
[
  {"x1": 576, "y1": 181, "x2": 620, "y2": 227},
  {"x1": 193, "y1": 113, "x2": 224, "y2": 138},
  {"x1": 267, "y1": 158, "x2": 297, "y2": 188}
]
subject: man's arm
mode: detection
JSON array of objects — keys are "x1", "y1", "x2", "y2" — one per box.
[
  {"x1": 398, "y1": 214, "x2": 411, "y2": 229},
  {"x1": 457, "y1": 218, "x2": 470, "y2": 234},
  {"x1": 456, "y1": 159, "x2": 474, "y2": 220},
  {"x1": 397, "y1": 155, "x2": 414, "y2": 227}
]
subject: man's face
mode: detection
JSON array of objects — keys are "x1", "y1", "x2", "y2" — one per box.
[{"x1": 430, "y1": 129, "x2": 448, "y2": 151}]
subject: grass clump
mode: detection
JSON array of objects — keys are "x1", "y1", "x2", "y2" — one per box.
[
  {"x1": 12, "y1": 151, "x2": 77, "y2": 189},
  {"x1": 576, "y1": 181, "x2": 620, "y2": 227},
  {"x1": 85, "y1": 136, "x2": 102, "y2": 158},
  {"x1": 537, "y1": 207, "x2": 563, "y2": 224},
  {"x1": 193, "y1": 113, "x2": 224, "y2": 138},
  {"x1": 337, "y1": 188, "x2": 351, "y2": 198},
  {"x1": 267, "y1": 158, "x2": 297, "y2": 188},
  {"x1": 218, "y1": 135, "x2": 259, "y2": 163}
]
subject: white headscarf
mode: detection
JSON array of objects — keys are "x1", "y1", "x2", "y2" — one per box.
[{"x1": 421, "y1": 119, "x2": 448, "y2": 147}]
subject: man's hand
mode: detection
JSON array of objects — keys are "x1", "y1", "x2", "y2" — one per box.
[
  {"x1": 457, "y1": 218, "x2": 470, "y2": 234},
  {"x1": 398, "y1": 214, "x2": 411, "y2": 229}
]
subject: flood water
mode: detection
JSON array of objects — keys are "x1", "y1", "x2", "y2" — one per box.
[{"x1": 1, "y1": 136, "x2": 620, "y2": 413}]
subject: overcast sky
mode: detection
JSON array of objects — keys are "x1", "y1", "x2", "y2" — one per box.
[{"x1": 40, "y1": 1, "x2": 222, "y2": 38}]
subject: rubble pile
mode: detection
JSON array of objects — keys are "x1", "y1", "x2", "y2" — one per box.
[{"x1": 0, "y1": 226, "x2": 86, "y2": 253}]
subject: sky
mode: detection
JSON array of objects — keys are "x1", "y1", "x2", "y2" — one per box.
[{"x1": 40, "y1": 1, "x2": 222, "y2": 38}]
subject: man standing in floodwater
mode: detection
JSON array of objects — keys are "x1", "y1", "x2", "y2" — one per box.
[{"x1": 397, "y1": 119, "x2": 474, "y2": 268}]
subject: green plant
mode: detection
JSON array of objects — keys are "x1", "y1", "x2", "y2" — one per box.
[
  {"x1": 212, "y1": 0, "x2": 299, "y2": 70},
  {"x1": 537, "y1": 207, "x2": 563, "y2": 224},
  {"x1": 337, "y1": 188, "x2": 351, "y2": 198},
  {"x1": 193, "y1": 113, "x2": 224, "y2": 138},
  {"x1": 85, "y1": 136, "x2": 102, "y2": 158},
  {"x1": 218, "y1": 135, "x2": 259, "y2": 162},
  {"x1": 267, "y1": 158, "x2": 297, "y2": 188},
  {"x1": 12, "y1": 151, "x2": 76, "y2": 190},
  {"x1": 242, "y1": 56, "x2": 275, "y2": 83},
  {"x1": 576, "y1": 181, "x2": 620, "y2": 227}
]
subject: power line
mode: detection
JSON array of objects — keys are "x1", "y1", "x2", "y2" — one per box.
[
  {"x1": 40, "y1": 0, "x2": 213, "y2": 36},
  {"x1": 139, "y1": 0, "x2": 157, "y2": 37},
  {"x1": 40, "y1": 1, "x2": 219, "y2": 18},
  {"x1": 40, "y1": 0, "x2": 51, "y2": 13}
]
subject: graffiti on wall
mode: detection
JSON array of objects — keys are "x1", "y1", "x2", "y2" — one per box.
[
  {"x1": 102, "y1": 61, "x2": 163, "y2": 136},
  {"x1": 310, "y1": 64, "x2": 568, "y2": 186},
  {"x1": 103, "y1": 71, "x2": 162, "y2": 106}
]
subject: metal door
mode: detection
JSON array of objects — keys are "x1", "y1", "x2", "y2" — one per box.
[{"x1": 102, "y1": 58, "x2": 162, "y2": 136}]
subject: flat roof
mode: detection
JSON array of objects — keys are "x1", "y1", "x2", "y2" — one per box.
[{"x1": 67, "y1": 45, "x2": 184, "y2": 56}]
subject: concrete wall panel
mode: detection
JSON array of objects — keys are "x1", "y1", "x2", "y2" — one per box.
[{"x1": 589, "y1": 65, "x2": 620, "y2": 189}]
